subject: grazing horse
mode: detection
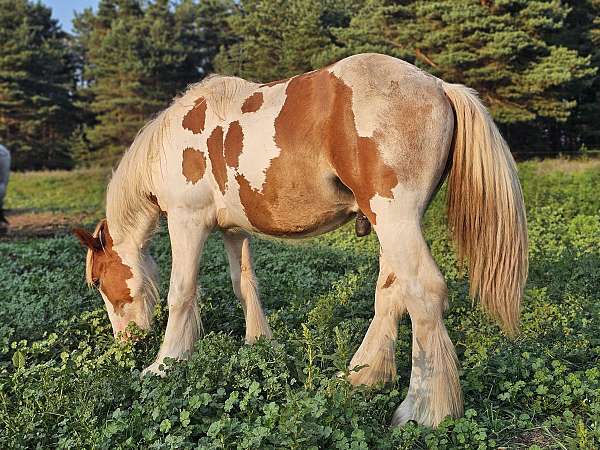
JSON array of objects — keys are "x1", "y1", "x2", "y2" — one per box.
[
  {"x1": 0, "y1": 144, "x2": 10, "y2": 228},
  {"x1": 73, "y1": 53, "x2": 528, "y2": 428}
]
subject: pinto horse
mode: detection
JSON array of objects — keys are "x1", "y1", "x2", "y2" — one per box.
[{"x1": 74, "y1": 54, "x2": 527, "y2": 427}]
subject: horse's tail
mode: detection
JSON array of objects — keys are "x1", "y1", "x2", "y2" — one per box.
[{"x1": 442, "y1": 83, "x2": 528, "y2": 336}]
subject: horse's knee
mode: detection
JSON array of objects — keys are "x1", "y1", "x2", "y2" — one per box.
[
  {"x1": 168, "y1": 280, "x2": 197, "y2": 311},
  {"x1": 405, "y1": 272, "x2": 448, "y2": 322}
]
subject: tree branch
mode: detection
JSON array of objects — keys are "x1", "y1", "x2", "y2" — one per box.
[{"x1": 415, "y1": 48, "x2": 438, "y2": 68}]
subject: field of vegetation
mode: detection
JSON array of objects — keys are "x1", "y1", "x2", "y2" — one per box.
[{"x1": 0, "y1": 159, "x2": 599, "y2": 449}]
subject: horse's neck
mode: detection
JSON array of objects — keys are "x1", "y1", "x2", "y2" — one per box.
[
  {"x1": 105, "y1": 172, "x2": 158, "y2": 251},
  {"x1": 107, "y1": 213, "x2": 155, "y2": 253}
]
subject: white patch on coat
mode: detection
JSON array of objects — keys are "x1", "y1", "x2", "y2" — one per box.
[
  {"x1": 369, "y1": 183, "x2": 425, "y2": 227},
  {"x1": 156, "y1": 78, "x2": 290, "y2": 229},
  {"x1": 235, "y1": 82, "x2": 290, "y2": 191},
  {"x1": 156, "y1": 100, "x2": 221, "y2": 211}
]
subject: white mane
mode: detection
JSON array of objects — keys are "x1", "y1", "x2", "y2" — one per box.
[{"x1": 174, "y1": 74, "x2": 248, "y2": 120}]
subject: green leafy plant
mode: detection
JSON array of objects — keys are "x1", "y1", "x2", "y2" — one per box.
[{"x1": 1, "y1": 160, "x2": 599, "y2": 448}]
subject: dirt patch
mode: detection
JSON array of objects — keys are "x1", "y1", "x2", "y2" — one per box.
[
  {"x1": 0, "y1": 210, "x2": 99, "y2": 240},
  {"x1": 512, "y1": 428, "x2": 555, "y2": 448}
]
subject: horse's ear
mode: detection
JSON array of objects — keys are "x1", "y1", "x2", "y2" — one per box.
[{"x1": 72, "y1": 228, "x2": 102, "y2": 251}]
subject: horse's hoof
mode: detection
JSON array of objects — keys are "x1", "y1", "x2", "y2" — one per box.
[
  {"x1": 141, "y1": 362, "x2": 166, "y2": 378},
  {"x1": 391, "y1": 397, "x2": 415, "y2": 427},
  {"x1": 245, "y1": 331, "x2": 273, "y2": 345}
]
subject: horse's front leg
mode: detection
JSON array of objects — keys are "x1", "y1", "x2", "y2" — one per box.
[{"x1": 143, "y1": 210, "x2": 211, "y2": 376}]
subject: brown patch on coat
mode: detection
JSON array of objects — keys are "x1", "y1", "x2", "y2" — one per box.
[
  {"x1": 182, "y1": 97, "x2": 207, "y2": 134},
  {"x1": 238, "y1": 70, "x2": 398, "y2": 227},
  {"x1": 241, "y1": 92, "x2": 264, "y2": 113},
  {"x1": 74, "y1": 220, "x2": 133, "y2": 314},
  {"x1": 323, "y1": 75, "x2": 398, "y2": 224},
  {"x1": 207, "y1": 126, "x2": 227, "y2": 193},
  {"x1": 182, "y1": 147, "x2": 207, "y2": 184},
  {"x1": 236, "y1": 70, "x2": 363, "y2": 235},
  {"x1": 382, "y1": 272, "x2": 396, "y2": 289},
  {"x1": 224, "y1": 121, "x2": 244, "y2": 168},
  {"x1": 333, "y1": 135, "x2": 396, "y2": 225}
]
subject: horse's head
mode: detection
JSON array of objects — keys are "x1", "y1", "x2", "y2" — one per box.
[{"x1": 73, "y1": 219, "x2": 157, "y2": 338}]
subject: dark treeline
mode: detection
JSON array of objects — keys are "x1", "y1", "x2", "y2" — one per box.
[{"x1": 0, "y1": 0, "x2": 598, "y2": 170}]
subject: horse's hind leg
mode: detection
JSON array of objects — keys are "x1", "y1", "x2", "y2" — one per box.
[
  {"x1": 347, "y1": 249, "x2": 405, "y2": 385},
  {"x1": 373, "y1": 197, "x2": 463, "y2": 427},
  {"x1": 223, "y1": 231, "x2": 272, "y2": 343}
]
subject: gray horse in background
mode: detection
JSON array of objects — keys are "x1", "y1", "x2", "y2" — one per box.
[{"x1": 0, "y1": 144, "x2": 10, "y2": 227}]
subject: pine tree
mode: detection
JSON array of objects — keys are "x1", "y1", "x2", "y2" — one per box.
[
  {"x1": 0, "y1": 0, "x2": 78, "y2": 169},
  {"x1": 555, "y1": 0, "x2": 600, "y2": 150},
  {"x1": 73, "y1": 0, "x2": 213, "y2": 165},
  {"x1": 214, "y1": 0, "x2": 332, "y2": 81},
  {"x1": 189, "y1": 0, "x2": 237, "y2": 75},
  {"x1": 323, "y1": 0, "x2": 596, "y2": 152},
  {"x1": 317, "y1": 0, "x2": 410, "y2": 63}
]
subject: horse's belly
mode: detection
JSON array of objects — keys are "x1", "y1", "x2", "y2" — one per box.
[{"x1": 221, "y1": 169, "x2": 357, "y2": 238}]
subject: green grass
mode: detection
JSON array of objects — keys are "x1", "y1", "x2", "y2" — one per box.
[
  {"x1": 5, "y1": 168, "x2": 109, "y2": 215},
  {"x1": 1, "y1": 161, "x2": 599, "y2": 448}
]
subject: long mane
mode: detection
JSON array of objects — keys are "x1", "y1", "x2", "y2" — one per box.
[
  {"x1": 105, "y1": 109, "x2": 167, "y2": 245},
  {"x1": 99, "y1": 75, "x2": 246, "y2": 315}
]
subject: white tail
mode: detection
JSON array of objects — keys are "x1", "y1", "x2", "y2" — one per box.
[{"x1": 443, "y1": 83, "x2": 528, "y2": 336}]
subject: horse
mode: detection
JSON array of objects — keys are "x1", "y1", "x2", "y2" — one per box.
[
  {"x1": 0, "y1": 144, "x2": 10, "y2": 229},
  {"x1": 73, "y1": 53, "x2": 528, "y2": 428}
]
